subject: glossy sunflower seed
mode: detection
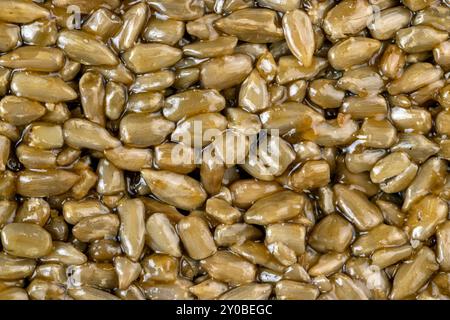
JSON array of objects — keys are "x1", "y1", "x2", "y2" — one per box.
[
  {"x1": 146, "y1": 213, "x2": 182, "y2": 257},
  {"x1": 244, "y1": 191, "x2": 304, "y2": 225},
  {"x1": 0, "y1": 0, "x2": 50, "y2": 24},
  {"x1": 72, "y1": 214, "x2": 120, "y2": 243},
  {"x1": 118, "y1": 199, "x2": 145, "y2": 262},
  {"x1": 17, "y1": 170, "x2": 79, "y2": 197},
  {"x1": 11, "y1": 72, "x2": 77, "y2": 103},
  {"x1": 0, "y1": 253, "x2": 36, "y2": 280},
  {"x1": 164, "y1": 89, "x2": 225, "y2": 122},
  {"x1": 177, "y1": 215, "x2": 217, "y2": 260},
  {"x1": 41, "y1": 241, "x2": 87, "y2": 265},
  {"x1": 0, "y1": 22, "x2": 20, "y2": 53},
  {"x1": 122, "y1": 44, "x2": 182, "y2": 74},
  {"x1": 141, "y1": 169, "x2": 207, "y2": 210},
  {"x1": 82, "y1": 8, "x2": 122, "y2": 41},
  {"x1": 63, "y1": 119, "x2": 121, "y2": 152},
  {"x1": 282, "y1": 10, "x2": 315, "y2": 67},
  {"x1": 275, "y1": 280, "x2": 319, "y2": 300},
  {"x1": 201, "y1": 251, "x2": 257, "y2": 285},
  {"x1": 200, "y1": 54, "x2": 253, "y2": 90},
  {"x1": 396, "y1": 26, "x2": 448, "y2": 53},
  {"x1": 323, "y1": 0, "x2": 373, "y2": 39},
  {"x1": 214, "y1": 8, "x2": 284, "y2": 43},
  {"x1": 57, "y1": 30, "x2": 118, "y2": 66},
  {"x1": 368, "y1": 6, "x2": 412, "y2": 40},
  {"x1": 119, "y1": 112, "x2": 175, "y2": 148},
  {"x1": 0, "y1": 47, "x2": 64, "y2": 72},
  {"x1": 388, "y1": 62, "x2": 443, "y2": 95},
  {"x1": 1, "y1": 223, "x2": 52, "y2": 259},
  {"x1": 328, "y1": 37, "x2": 381, "y2": 70},
  {"x1": 334, "y1": 184, "x2": 383, "y2": 231},
  {"x1": 390, "y1": 247, "x2": 439, "y2": 300},
  {"x1": 111, "y1": 3, "x2": 148, "y2": 52},
  {"x1": 239, "y1": 69, "x2": 270, "y2": 113}
]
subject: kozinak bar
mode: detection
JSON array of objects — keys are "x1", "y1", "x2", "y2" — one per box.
[{"x1": 0, "y1": 0, "x2": 449, "y2": 302}]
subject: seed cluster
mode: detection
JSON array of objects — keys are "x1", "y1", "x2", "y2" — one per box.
[{"x1": 0, "y1": 0, "x2": 449, "y2": 300}]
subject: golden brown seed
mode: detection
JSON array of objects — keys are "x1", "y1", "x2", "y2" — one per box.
[
  {"x1": 119, "y1": 112, "x2": 175, "y2": 148},
  {"x1": 88, "y1": 239, "x2": 121, "y2": 262},
  {"x1": 118, "y1": 199, "x2": 146, "y2": 262},
  {"x1": 219, "y1": 283, "x2": 272, "y2": 300},
  {"x1": 68, "y1": 262, "x2": 117, "y2": 289},
  {"x1": 63, "y1": 200, "x2": 110, "y2": 225},
  {"x1": 334, "y1": 184, "x2": 383, "y2": 231},
  {"x1": 1, "y1": 223, "x2": 52, "y2": 258},
  {"x1": 239, "y1": 69, "x2": 270, "y2": 113},
  {"x1": 275, "y1": 280, "x2": 319, "y2": 300},
  {"x1": 201, "y1": 251, "x2": 257, "y2": 285},
  {"x1": 308, "y1": 79, "x2": 345, "y2": 109},
  {"x1": 396, "y1": 26, "x2": 448, "y2": 53},
  {"x1": 148, "y1": 0, "x2": 204, "y2": 21},
  {"x1": 11, "y1": 72, "x2": 77, "y2": 103},
  {"x1": 282, "y1": 10, "x2": 315, "y2": 67},
  {"x1": 359, "y1": 119, "x2": 397, "y2": 149},
  {"x1": 301, "y1": 117, "x2": 359, "y2": 147},
  {"x1": 205, "y1": 198, "x2": 241, "y2": 225},
  {"x1": 226, "y1": 108, "x2": 262, "y2": 135},
  {"x1": 309, "y1": 252, "x2": 349, "y2": 277},
  {"x1": 0, "y1": 47, "x2": 64, "y2": 72},
  {"x1": 379, "y1": 44, "x2": 406, "y2": 79},
  {"x1": 337, "y1": 66, "x2": 385, "y2": 96},
  {"x1": 436, "y1": 222, "x2": 450, "y2": 272},
  {"x1": 289, "y1": 160, "x2": 330, "y2": 192},
  {"x1": 63, "y1": 119, "x2": 121, "y2": 152},
  {"x1": 0, "y1": 252, "x2": 36, "y2": 280},
  {"x1": 41, "y1": 241, "x2": 87, "y2": 265},
  {"x1": 17, "y1": 169, "x2": 79, "y2": 197},
  {"x1": 184, "y1": 36, "x2": 238, "y2": 58},
  {"x1": 214, "y1": 223, "x2": 263, "y2": 247},
  {"x1": 24, "y1": 122, "x2": 63, "y2": 150},
  {"x1": 142, "y1": 169, "x2": 207, "y2": 210},
  {"x1": 177, "y1": 215, "x2": 216, "y2": 260},
  {"x1": 114, "y1": 256, "x2": 141, "y2": 290},
  {"x1": 90, "y1": 63, "x2": 134, "y2": 86},
  {"x1": 79, "y1": 72, "x2": 105, "y2": 126},
  {"x1": 244, "y1": 191, "x2": 303, "y2": 225},
  {"x1": 309, "y1": 214, "x2": 355, "y2": 253},
  {"x1": 144, "y1": 16, "x2": 185, "y2": 46},
  {"x1": 265, "y1": 223, "x2": 305, "y2": 255},
  {"x1": 405, "y1": 195, "x2": 448, "y2": 241},
  {"x1": 390, "y1": 247, "x2": 438, "y2": 300},
  {"x1": 368, "y1": 6, "x2": 412, "y2": 40},
  {"x1": 434, "y1": 41, "x2": 450, "y2": 71},
  {"x1": 0, "y1": 22, "x2": 20, "y2": 53},
  {"x1": 277, "y1": 56, "x2": 329, "y2": 84},
  {"x1": 111, "y1": 3, "x2": 148, "y2": 52},
  {"x1": 96, "y1": 159, "x2": 125, "y2": 196},
  {"x1": 352, "y1": 224, "x2": 408, "y2": 256},
  {"x1": 328, "y1": 37, "x2": 381, "y2": 70},
  {"x1": 402, "y1": 157, "x2": 447, "y2": 211},
  {"x1": 82, "y1": 8, "x2": 122, "y2": 41},
  {"x1": 164, "y1": 89, "x2": 225, "y2": 122},
  {"x1": 122, "y1": 44, "x2": 182, "y2": 74},
  {"x1": 231, "y1": 241, "x2": 284, "y2": 272},
  {"x1": 14, "y1": 198, "x2": 50, "y2": 226},
  {"x1": 200, "y1": 54, "x2": 253, "y2": 90},
  {"x1": 58, "y1": 60, "x2": 81, "y2": 82},
  {"x1": 257, "y1": 0, "x2": 301, "y2": 12},
  {"x1": 72, "y1": 214, "x2": 120, "y2": 243},
  {"x1": 105, "y1": 82, "x2": 126, "y2": 121},
  {"x1": 57, "y1": 30, "x2": 118, "y2": 66},
  {"x1": 388, "y1": 62, "x2": 443, "y2": 95},
  {"x1": 104, "y1": 146, "x2": 152, "y2": 172},
  {"x1": 0, "y1": 0, "x2": 50, "y2": 24},
  {"x1": 214, "y1": 8, "x2": 284, "y2": 43},
  {"x1": 260, "y1": 102, "x2": 323, "y2": 135},
  {"x1": 323, "y1": 0, "x2": 373, "y2": 39},
  {"x1": 146, "y1": 213, "x2": 182, "y2": 257},
  {"x1": 371, "y1": 245, "x2": 413, "y2": 269},
  {"x1": 131, "y1": 71, "x2": 175, "y2": 94},
  {"x1": 341, "y1": 95, "x2": 388, "y2": 120}
]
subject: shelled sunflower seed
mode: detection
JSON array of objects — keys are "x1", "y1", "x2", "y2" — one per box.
[{"x1": 0, "y1": 0, "x2": 449, "y2": 301}]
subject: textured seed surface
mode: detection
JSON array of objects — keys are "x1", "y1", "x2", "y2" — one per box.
[{"x1": 0, "y1": 0, "x2": 447, "y2": 301}]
